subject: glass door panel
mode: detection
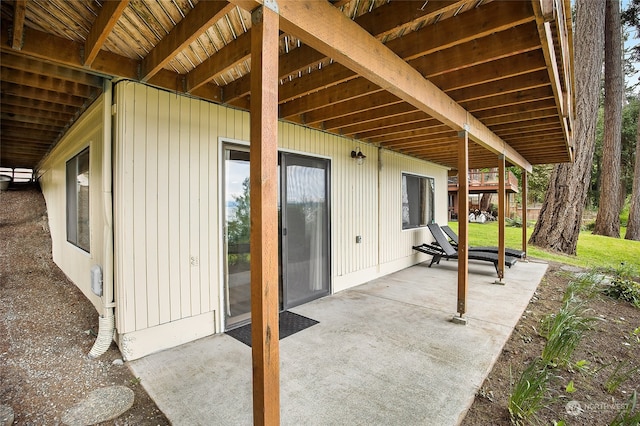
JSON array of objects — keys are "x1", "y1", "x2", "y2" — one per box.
[
  {"x1": 224, "y1": 148, "x2": 252, "y2": 327},
  {"x1": 281, "y1": 154, "x2": 330, "y2": 309}
]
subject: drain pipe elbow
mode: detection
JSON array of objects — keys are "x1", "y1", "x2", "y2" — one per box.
[
  {"x1": 88, "y1": 80, "x2": 116, "y2": 360},
  {"x1": 88, "y1": 310, "x2": 115, "y2": 359}
]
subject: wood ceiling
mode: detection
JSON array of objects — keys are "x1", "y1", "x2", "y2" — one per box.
[{"x1": 0, "y1": 0, "x2": 574, "y2": 171}]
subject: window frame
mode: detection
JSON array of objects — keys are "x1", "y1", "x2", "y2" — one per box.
[
  {"x1": 401, "y1": 172, "x2": 435, "y2": 230},
  {"x1": 66, "y1": 147, "x2": 90, "y2": 253}
]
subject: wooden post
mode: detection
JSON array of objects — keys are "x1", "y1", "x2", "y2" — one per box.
[
  {"x1": 249, "y1": 5, "x2": 280, "y2": 425},
  {"x1": 456, "y1": 131, "x2": 469, "y2": 319},
  {"x1": 496, "y1": 154, "x2": 506, "y2": 282},
  {"x1": 521, "y1": 169, "x2": 528, "y2": 258}
]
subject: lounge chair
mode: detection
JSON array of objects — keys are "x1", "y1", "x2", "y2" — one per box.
[
  {"x1": 412, "y1": 223, "x2": 518, "y2": 276},
  {"x1": 441, "y1": 225, "x2": 526, "y2": 259}
]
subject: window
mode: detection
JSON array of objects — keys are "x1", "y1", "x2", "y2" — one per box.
[
  {"x1": 402, "y1": 173, "x2": 434, "y2": 229},
  {"x1": 66, "y1": 148, "x2": 90, "y2": 252}
]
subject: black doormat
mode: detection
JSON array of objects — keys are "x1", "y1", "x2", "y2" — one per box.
[{"x1": 226, "y1": 311, "x2": 319, "y2": 347}]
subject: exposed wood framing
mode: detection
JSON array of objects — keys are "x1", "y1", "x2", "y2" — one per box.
[
  {"x1": 457, "y1": 131, "x2": 469, "y2": 316},
  {"x1": 233, "y1": 0, "x2": 532, "y2": 171},
  {"x1": 11, "y1": 0, "x2": 26, "y2": 50},
  {"x1": 227, "y1": 0, "x2": 535, "y2": 105},
  {"x1": 84, "y1": 0, "x2": 130, "y2": 66},
  {"x1": 141, "y1": 1, "x2": 234, "y2": 81},
  {"x1": 1, "y1": 0, "x2": 574, "y2": 174},
  {"x1": 532, "y1": 0, "x2": 574, "y2": 159},
  {"x1": 249, "y1": 5, "x2": 280, "y2": 425},
  {"x1": 186, "y1": 31, "x2": 252, "y2": 92}
]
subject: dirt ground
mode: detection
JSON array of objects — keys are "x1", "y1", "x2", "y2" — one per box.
[
  {"x1": 462, "y1": 263, "x2": 640, "y2": 425},
  {"x1": 0, "y1": 187, "x2": 169, "y2": 425},
  {"x1": 2, "y1": 186, "x2": 638, "y2": 425}
]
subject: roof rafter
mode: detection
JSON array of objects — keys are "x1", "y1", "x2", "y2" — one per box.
[
  {"x1": 255, "y1": 0, "x2": 531, "y2": 170},
  {"x1": 84, "y1": 0, "x2": 130, "y2": 66},
  {"x1": 141, "y1": 1, "x2": 234, "y2": 81},
  {"x1": 11, "y1": 0, "x2": 26, "y2": 50},
  {"x1": 224, "y1": 0, "x2": 535, "y2": 104}
]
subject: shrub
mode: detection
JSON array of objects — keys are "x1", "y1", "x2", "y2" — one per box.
[
  {"x1": 506, "y1": 216, "x2": 523, "y2": 228},
  {"x1": 600, "y1": 265, "x2": 640, "y2": 308}
]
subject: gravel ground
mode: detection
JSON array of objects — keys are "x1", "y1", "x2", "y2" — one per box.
[{"x1": 0, "y1": 186, "x2": 169, "y2": 425}]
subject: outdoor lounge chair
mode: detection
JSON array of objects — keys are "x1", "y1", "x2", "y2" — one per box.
[
  {"x1": 440, "y1": 225, "x2": 526, "y2": 259},
  {"x1": 412, "y1": 223, "x2": 518, "y2": 276}
]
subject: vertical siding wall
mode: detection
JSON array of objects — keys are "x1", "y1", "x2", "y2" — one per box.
[
  {"x1": 38, "y1": 96, "x2": 106, "y2": 312},
  {"x1": 114, "y1": 82, "x2": 250, "y2": 334},
  {"x1": 114, "y1": 82, "x2": 447, "y2": 338},
  {"x1": 379, "y1": 150, "x2": 449, "y2": 267}
]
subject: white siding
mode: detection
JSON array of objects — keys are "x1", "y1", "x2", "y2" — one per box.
[
  {"x1": 38, "y1": 95, "x2": 107, "y2": 313},
  {"x1": 113, "y1": 82, "x2": 448, "y2": 357},
  {"x1": 379, "y1": 150, "x2": 449, "y2": 265}
]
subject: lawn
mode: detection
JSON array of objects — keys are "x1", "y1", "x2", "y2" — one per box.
[{"x1": 447, "y1": 221, "x2": 640, "y2": 271}]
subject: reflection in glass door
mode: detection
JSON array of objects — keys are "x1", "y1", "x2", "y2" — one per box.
[
  {"x1": 223, "y1": 147, "x2": 330, "y2": 328},
  {"x1": 281, "y1": 154, "x2": 330, "y2": 309},
  {"x1": 224, "y1": 148, "x2": 252, "y2": 327}
]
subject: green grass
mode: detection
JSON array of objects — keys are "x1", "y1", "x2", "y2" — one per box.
[{"x1": 447, "y1": 221, "x2": 640, "y2": 271}]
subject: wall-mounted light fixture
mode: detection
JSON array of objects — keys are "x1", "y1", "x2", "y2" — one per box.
[{"x1": 350, "y1": 148, "x2": 366, "y2": 165}]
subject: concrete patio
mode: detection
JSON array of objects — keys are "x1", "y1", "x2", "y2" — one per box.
[{"x1": 129, "y1": 259, "x2": 548, "y2": 425}]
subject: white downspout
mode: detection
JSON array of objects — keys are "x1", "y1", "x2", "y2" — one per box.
[{"x1": 89, "y1": 79, "x2": 116, "y2": 359}]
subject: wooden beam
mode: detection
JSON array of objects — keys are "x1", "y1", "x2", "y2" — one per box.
[
  {"x1": 84, "y1": 0, "x2": 130, "y2": 66},
  {"x1": 429, "y1": 51, "x2": 547, "y2": 93},
  {"x1": 497, "y1": 155, "x2": 506, "y2": 281},
  {"x1": 226, "y1": 0, "x2": 535, "y2": 104},
  {"x1": 532, "y1": 0, "x2": 574, "y2": 160},
  {"x1": 0, "y1": 82, "x2": 86, "y2": 107},
  {"x1": 223, "y1": 0, "x2": 460, "y2": 102},
  {"x1": 540, "y1": 0, "x2": 556, "y2": 21},
  {"x1": 446, "y1": 71, "x2": 551, "y2": 104},
  {"x1": 186, "y1": 31, "x2": 252, "y2": 92},
  {"x1": 1, "y1": 23, "x2": 136, "y2": 79},
  {"x1": 2, "y1": 52, "x2": 103, "y2": 87},
  {"x1": 0, "y1": 69, "x2": 96, "y2": 98},
  {"x1": 0, "y1": 95, "x2": 80, "y2": 115},
  {"x1": 461, "y1": 87, "x2": 555, "y2": 114},
  {"x1": 11, "y1": 0, "x2": 26, "y2": 50},
  {"x1": 277, "y1": 18, "x2": 541, "y2": 117},
  {"x1": 473, "y1": 99, "x2": 557, "y2": 120},
  {"x1": 286, "y1": 52, "x2": 547, "y2": 128},
  {"x1": 521, "y1": 170, "x2": 528, "y2": 257},
  {"x1": 457, "y1": 131, "x2": 469, "y2": 316},
  {"x1": 142, "y1": 1, "x2": 234, "y2": 81},
  {"x1": 249, "y1": 5, "x2": 280, "y2": 425}
]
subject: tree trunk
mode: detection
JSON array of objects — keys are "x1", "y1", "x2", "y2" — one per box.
[
  {"x1": 479, "y1": 193, "x2": 492, "y2": 212},
  {"x1": 529, "y1": 0, "x2": 605, "y2": 254},
  {"x1": 593, "y1": 0, "x2": 623, "y2": 237},
  {"x1": 625, "y1": 103, "x2": 640, "y2": 240}
]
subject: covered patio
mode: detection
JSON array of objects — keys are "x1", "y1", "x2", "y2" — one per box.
[
  {"x1": 1, "y1": 1, "x2": 574, "y2": 422},
  {"x1": 130, "y1": 258, "x2": 548, "y2": 425}
]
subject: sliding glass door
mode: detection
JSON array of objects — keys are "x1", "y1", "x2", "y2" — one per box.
[
  {"x1": 281, "y1": 154, "x2": 330, "y2": 309},
  {"x1": 223, "y1": 147, "x2": 330, "y2": 328}
]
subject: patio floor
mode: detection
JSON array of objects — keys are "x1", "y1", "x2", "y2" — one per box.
[{"x1": 129, "y1": 259, "x2": 548, "y2": 425}]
